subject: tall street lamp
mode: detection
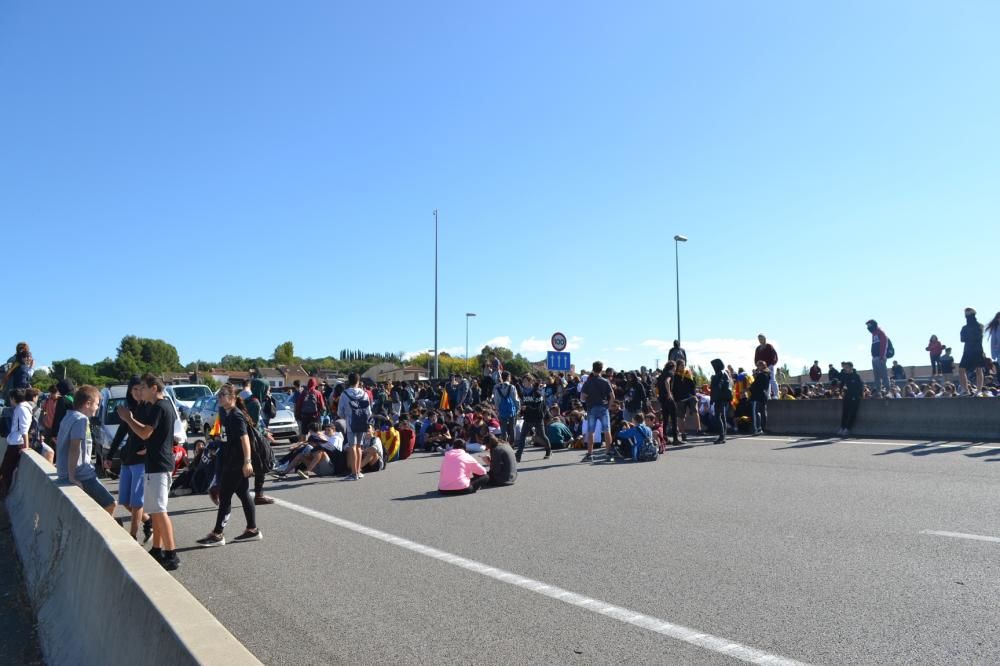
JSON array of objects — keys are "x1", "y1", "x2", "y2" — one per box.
[
  {"x1": 433, "y1": 209, "x2": 439, "y2": 380},
  {"x1": 674, "y1": 234, "x2": 688, "y2": 344},
  {"x1": 465, "y1": 313, "x2": 477, "y2": 374}
]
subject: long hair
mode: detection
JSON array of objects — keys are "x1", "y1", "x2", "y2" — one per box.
[{"x1": 987, "y1": 312, "x2": 1000, "y2": 339}]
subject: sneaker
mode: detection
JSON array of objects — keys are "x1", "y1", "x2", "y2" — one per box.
[
  {"x1": 142, "y1": 518, "x2": 153, "y2": 543},
  {"x1": 357, "y1": 472, "x2": 364, "y2": 479},
  {"x1": 543, "y1": 453, "x2": 551, "y2": 460},
  {"x1": 681, "y1": 433, "x2": 688, "y2": 442},
  {"x1": 233, "y1": 529, "x2": 263, "y2": 543},
  {"x1": 254, "y1": 494, "x2": 275, "y2": 505},
  {"x1": 343, "y1": 474, "x2": 357, "y2": 481},
  {"x1": 296, "y1": 469, "x2": 310, "y2": 480},
  {"x1": 161, "y1": 553, "x2": 180, "y2": 571},
  {"x1": 197, "y1": 533, "x2": 226, "y2": 547},
  {"x1": 581, "y1": 453, "x2": 592, "y2": 462},
  {"x1": 149, "y1": 547, "x2": 163, "y2": 563}
]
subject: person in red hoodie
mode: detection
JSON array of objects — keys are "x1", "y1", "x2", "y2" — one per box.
[{"x1": 294, "y1": 378, "x2": 326, "y2": 442}]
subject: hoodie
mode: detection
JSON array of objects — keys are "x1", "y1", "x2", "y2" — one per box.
[
  {"x1": 960, "y1": 314, "x2": 984, "y2": 354},
  {"x1": 51, "y1": 378, "x2": 77, "y2": 440},
  {"x1": 338, "y1": 385, "x2": 371, "y2": 433},
  {"x1": 295, "y1": 378, "x2": 326, "y2": 421},
  {"x1": 709, "y1": 359, "x2": 732, "y2": 405},
  {"x1": 245, "y1": 378, "x2": 270, "y2": 426}
]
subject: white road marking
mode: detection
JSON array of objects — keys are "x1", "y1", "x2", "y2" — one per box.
[
  {"x1": 920, "y1": 530, "x2": 1000, "y2": 544},
  {"x1": 272, "y1": 497, "x2": 812, "y2": 666}
]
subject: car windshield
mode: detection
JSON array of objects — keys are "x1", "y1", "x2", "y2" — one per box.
[
  {"x1": 104, "y1": 397, "x2": 127, "y2": 426},
  {"x1": 274, "y1": 393, "x2": 294, "y2": 408},
  {"x1": 172, "y1": 386, "x2": 211, "y2": 401}
]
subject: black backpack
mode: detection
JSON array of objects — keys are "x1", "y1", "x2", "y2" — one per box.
[
  {"x1": 264, "y1": 396, "x2": 277, "y2": 420},
  {"x1": 300, "y1": 391, "x2": 320, "y2": 417},
  {"x1": 886, "y1": 339, "x2": 895, "y2": 359},
  {"x1": 246, "y1": 416, "x2": 275, "y2": 474}
]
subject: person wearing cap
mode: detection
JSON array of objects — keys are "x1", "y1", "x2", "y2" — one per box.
[{"x1": 865, "y1": 319, "x2": 890, "y2": 396}]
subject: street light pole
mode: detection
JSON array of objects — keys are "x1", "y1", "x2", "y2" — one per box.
[
  {"x1": 433, "y1": 209, "x2": 439, "y2": 380},
  {"x1": 465, "y1": 313, "x2": 477, "y2": 374},
  {"x1": 673, "y1": 234, "x2": 688, "y2": 344}
]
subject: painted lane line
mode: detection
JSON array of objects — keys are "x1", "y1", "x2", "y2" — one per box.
[
  {"x1": 271, "y1": 497, "x2": 812, "y2": 666},
  {"x1": 920, "y1": 530, "x2": 1000, "y2": 544}
]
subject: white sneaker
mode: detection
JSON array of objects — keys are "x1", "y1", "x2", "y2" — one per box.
[{"x1": 357, "y1": 472, "x2": 365, "y2": 479}]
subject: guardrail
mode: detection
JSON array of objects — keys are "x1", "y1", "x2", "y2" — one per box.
[
  {"x1": 5, "y1": 451, "x2": 262, "y2": 666},
  {"x1": 767, "y1": 399, "x2": 999, "y2": 441}
]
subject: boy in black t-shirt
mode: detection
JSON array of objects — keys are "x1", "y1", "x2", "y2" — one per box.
[{"x1": 117, "y1": 374, "x2": 180, "y2": 571}]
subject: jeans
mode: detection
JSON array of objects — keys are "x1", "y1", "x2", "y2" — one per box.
[
  {"x1": 516, "y1": 419, "x2": 551, "y2": 460},
  {"x1": 930, "y1": 354, "x2": 941, "y2": 374},
  {"x1": 714, "y1": 403, "x2": 728, "y2": 440},
  {"x1": 751, "y1": 400, "x2": 768, "y2": 433},
  {"x1": 768, "y1": 365, "x2": 779, "y2": 399},
  {"x1": 214, "y1": 470, "x2": 256, "y2": 534},
  {"x1": 872, "y1": 357, "x2": 889, "y2": 395}
]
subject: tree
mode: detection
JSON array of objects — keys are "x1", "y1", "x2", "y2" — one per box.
[
  {"x1": 113, "y1": 335, "x2": 182, "y2": 378},
  {"x1": 273, "y1": 341, "x2": 295, "y2": 365},
  {"x1": 31, "y1": 369, "x2": 55, "y2": 392}
]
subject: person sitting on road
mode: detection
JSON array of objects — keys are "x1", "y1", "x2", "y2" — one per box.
[
  {"x1": 359, "y1": 425, "x2": 385, "y2": 474},
  {"x1": 438, "y1": 439, "x2": 488, "y2": 495},
  {"x1": 617, "y1": 413, "x2": 655, "y2": 461},
  {"x1": 397, "y1": 415, "x2": 416, "y2": 460},
  {"x1": 480, "y1": 434, "x2": 516, "y2": 487},
  {"x1": 424, "y1": 413, "x2": 452, "y2": 452}
]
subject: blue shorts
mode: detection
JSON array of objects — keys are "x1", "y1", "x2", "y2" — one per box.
[
  {"x1": 118, "y1": 463, "x2": 145, "y2": 508},
  {"x1": 586, "y1": 407, "x2": 610, "y2": 434},
  {"x1": 80, "y1": 477, "x2": 116, "y2": 509}
]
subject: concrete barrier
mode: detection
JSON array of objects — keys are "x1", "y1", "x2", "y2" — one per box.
[
  {"x1": 768, "y1": 399, "x2": 1000, "y2": 441},
  {"x1": 5, "y1": 450, "x2": 262, "y2": 666}
]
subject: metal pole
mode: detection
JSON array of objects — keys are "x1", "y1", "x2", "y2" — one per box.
[
  {"x1": 465, "y1": 315, "x2": 469, "y2": 370},
  {"x1": 675, "y1": 239, "x2": 681, "y2": 343},
  {"x1": 433, "y1": 209, "x2": 439, "y2": 380}
]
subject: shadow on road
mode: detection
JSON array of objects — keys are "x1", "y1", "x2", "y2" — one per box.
[
  {"x1": 391, "y1": 490, "x2": 445, "y2": 502},
  {"x1": 773, "y1": 437, "x2": 839, "y2": 450}
]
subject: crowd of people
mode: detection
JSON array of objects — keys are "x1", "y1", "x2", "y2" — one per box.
[{"x1": 1, "y1": 310, "x2": 998, "y2": 570}]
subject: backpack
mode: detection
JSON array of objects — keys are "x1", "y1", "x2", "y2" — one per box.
[
  {"x1": 347, "y1": 390, "x2": 371, "y2": 433},
  {"x1": 716, "y1": 374, "x2": 734, "y2": 404},
  {"x1": 264, "y1": 396, "x2": 277, "y2": 420},
  {"x1": 300, "y1": 390, "x2": 320, "y2": 417},
  {"x1": 246, "y1": 417, "x2": 275, "y2": 474},
  {"x1": 497, "y1": 384, "x2": 517, "y2": 419},
  {"x1": 634, "y1": 427, "x2": 658, "y2": 462},
  {"x1": 886, "y1": 339, "x2": 895, "y2": 359}
]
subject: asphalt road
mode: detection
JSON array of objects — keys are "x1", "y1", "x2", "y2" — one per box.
[{"x1": 116, "y1": 434, "x2": 1000, "y2": 665}]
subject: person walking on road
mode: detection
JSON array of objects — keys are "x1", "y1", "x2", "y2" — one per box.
[
  {"x1": 838, "y1": 362, "x2": 864, "y2": 437},
  {"x1": 958, "y1": 308, "x2": 986, "y2": 396},
  {"x1": 865, "y1": 320, "x2": 891, "y2": 396},
  {"x1": 754, "y1": 334, "x2": 779, "y2": 398},
  {"x1": 515, "y1": 376, "x2": 551, "y2": 463},
  {"x1": 197, "y1": 384, "x2": 262, "y2": 547}
]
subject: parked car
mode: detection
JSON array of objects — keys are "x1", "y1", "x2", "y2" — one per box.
[
  {"x1": 165, "y1": 384, "x2": 213, "y2": 420},
  {"x1": 266, "y1": 402, "x2": 299, "y2": 441},
  {"x1": 189, "y1": 395, "x2": 220, "y2": 437}
]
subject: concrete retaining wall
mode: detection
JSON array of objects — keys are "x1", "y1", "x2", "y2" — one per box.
[
  {"x1": 6, "y1": 451, "x2": 261, "y2": 666},
  {"x1": 768, "y1": 399, "x2": 1000, "y2": 441}
]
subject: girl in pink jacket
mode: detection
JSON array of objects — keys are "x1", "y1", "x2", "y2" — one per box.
[{"x1": 438, "y1": 440, "x2": 488, "y2": 494}]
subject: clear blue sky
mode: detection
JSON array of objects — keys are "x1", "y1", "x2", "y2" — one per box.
[{"x1": 3, "y1": 1, "x2": 999, "y2": 375}]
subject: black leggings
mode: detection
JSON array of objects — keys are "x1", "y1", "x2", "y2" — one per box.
[
  {"x1": 516, "y1": 419, "x2": 551, "y2": 459},
  {"x1": 439, "y1": 474, "x2": 490, "y2": 495},
  {"x1": 214, "y1": 471, "x2": 256, "y2": 534},
  {"x1": 659, "y1": 400, "x2": 677, "y2": 440}
]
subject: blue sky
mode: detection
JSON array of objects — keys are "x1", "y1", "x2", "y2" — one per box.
[{"x1": 3, "y1": 1, "x2": 999, "y2": 376}]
